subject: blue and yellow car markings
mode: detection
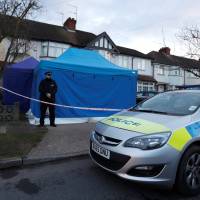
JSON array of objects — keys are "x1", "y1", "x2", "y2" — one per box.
[
  {"x1": 186, "y1": 122, "x2": 200, "y2": 138},
  {"x1": 168, "y1": 121, "x2": 200, "y2": 151},
  {"x1": 168, "y1": 128, "x2": 192, "y2": 151},
  {"x1": 101, "y1": 115, "x2": 200, "y2": 152},
  {"x1": 101, "y1": 115, "x2": 170, "y2": 134}
]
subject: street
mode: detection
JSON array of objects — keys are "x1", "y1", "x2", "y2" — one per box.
[{"x1": 0, "y1": 156, "x2": 199, "y2": 200}]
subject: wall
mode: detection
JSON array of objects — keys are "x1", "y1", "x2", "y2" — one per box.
[
  {"x1": 154, "y1": 64, "x2": 169, "y2": 84},
  {"x1": 167, "y1": 68, "x2": 184, "y2": 86},
  {"x1": 133, "y1": 58, "x2": 152, "y2": 76},
  {"x1": 1, "y1": 37, "x2": 200, "y2": 89},
  {"x1": 154, "y1": 64, "x2": 184, "y2": 86},
  {"x1": 0, "y1": 38, "x2": 10, "y2": 61},
  {"x1": 98, "y1": 50, "x2": 153, "y2": 77},
  {"x1": 185, "y1": 71, "x2": 200, "y2": 85},
  {"x1": 27, "y1": 41, "x2": 42, "y2": 60},
  {"x1": 0, "y1": 39, "x2": 72, "y2": 62},
  {"x1": 0, "y1": 38, "x2": 41, "y2": 61}
]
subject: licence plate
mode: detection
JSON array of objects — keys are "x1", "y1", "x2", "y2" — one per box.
[{"x1": 92, "y1": 142, "x2": 110, "y2": 159}]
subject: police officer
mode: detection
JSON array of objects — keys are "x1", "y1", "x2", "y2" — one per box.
[{"x1": 39, "y1": 71, "x2": 57, "y2": 127}]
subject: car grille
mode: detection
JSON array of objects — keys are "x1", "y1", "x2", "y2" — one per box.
[
  {"x1": 90, "y1": 144, "x2": 130, "y2": 171},
  {"x1": 94, "y1": 131, "x2": 122, "y2": 146}
]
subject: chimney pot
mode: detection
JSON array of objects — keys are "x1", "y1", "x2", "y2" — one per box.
[
  {"x1": 159, "y1": 47, "x2": 171, "y2": 55},
  {"x1": 63, "y1": 17, "x2": 76, "y2": 31}
]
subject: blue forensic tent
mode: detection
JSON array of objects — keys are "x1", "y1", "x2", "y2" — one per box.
[
  {"x1": 31, "y1": 48, "x2": 137, "y2": 118},
  {"x1": 3, "y1": 57, "x2": 39, "y2": 113}
]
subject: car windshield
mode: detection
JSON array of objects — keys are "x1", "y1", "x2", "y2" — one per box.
[{"x1": 134, "y1": 92, "x2": 200, "y2": 116}]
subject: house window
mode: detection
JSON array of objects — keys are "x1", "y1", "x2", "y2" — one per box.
[
  {"x1": 124, "y1": 56, "x2": 132, "y2": 68},
  {"x1": 108, "y1": 43, "x2": 112, "y2": 50},
  {"x1": 48, "y1": 42, "x2": 67, "y2": 57},
  {"x1": 143, "y1": 82, "x2": 148, "y2": 91},
  {"x1": 137, "y1": 82, "x2": 155, "y2": 92},
  {"x1": 137, "y1": 81, "x2": 143, "y2": 92},
  {"x1": 157, "y1": 66, "x2": 165, "y2": 75},
  {"x1": 138, "y1": 85, "x2": 142, "y2": 92},
  {"x1": 118, "y1": 55, "x2": 123, "y2": 67},
  {"x1": 148, "y1": 82, "x2": 154, "y2": 91},
  {"x1": 100, "y1": 38, "x2": 104, "y2": 48},
  {"x1": 49, "y1": 47, "x2": 63, "y2": 57},
  {"x1": 104, "y1": 38, "x2": 108, "y2": 48},
  {"x1": 174, "y1": 69, "x2": 180, "y2": 76},
  {"x1": 95, "y1": 41, "x2": 99, "y2": 47},
  {"x1": 127, "y1": 56, "x2": 132, "y2": 69},
  {"x1": 137, "y1": 59, "x2": 145, "y2": 71},
  {"x1": 40, "y1": 42, "x2": 69, "y2": 58},
  {"x1": 116, "y1": 55, "x2": 133, "y2": 69},
  {"x1": 169, "y1": 68, "x2": 181, "y2": 76},
  {"x1": 41, "y1": 42, "x2": 48, "y2": 56},
  {"x1": 167, "y1": 85, "x2": 175, "y2": 91}
]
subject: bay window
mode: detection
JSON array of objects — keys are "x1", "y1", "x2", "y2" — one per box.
[{"x1": 41, "y1": 42, "x2": 69, "y2": 58}]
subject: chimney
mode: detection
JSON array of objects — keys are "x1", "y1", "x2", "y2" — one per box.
[
  {"x1": 159, "y1": 47, "x2": 171, "y2": 55},
  {"x1": 63, "y1": 17, "x2": 76, "y2": 31}
]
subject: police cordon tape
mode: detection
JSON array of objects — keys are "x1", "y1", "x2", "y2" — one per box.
[{"x1": 0, "y1": 86, "x2": 125, "y2": 112}]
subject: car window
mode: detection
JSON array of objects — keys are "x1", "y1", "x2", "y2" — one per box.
[{"x1": 135, "y1": 92, "x2": 200, "y2": 115}]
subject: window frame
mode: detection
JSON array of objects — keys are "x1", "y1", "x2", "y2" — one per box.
[
  {"x1": 137, "y1": 59, "x2": 146, "y2": 71},
  {"x1": 168, "y1": 68, "x2": 181, "y2": 76},
  {"x1": 137, "y1": 81, "x2": 155, "y2": 92},
  {"x1": 157, "y1": 66, "x2": 165, "y2": 75},
  {"x1": 40, "y1": 41, "x2": 69, "y2": 58}
]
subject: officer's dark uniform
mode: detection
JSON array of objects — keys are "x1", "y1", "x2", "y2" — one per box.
[{"x1": 39, "y1": 72, "x2": 57, "y2": 126}]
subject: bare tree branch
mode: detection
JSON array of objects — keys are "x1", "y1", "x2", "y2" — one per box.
[
  {"x1": 0, "y1": 0, "x2": 41, "y2": 72},
  {"x1": 177, "y1": 26, "x2": 200, "y2": 78},
  {"x1": 185, "y1": 68, "x2": 200, "y2": 78}
]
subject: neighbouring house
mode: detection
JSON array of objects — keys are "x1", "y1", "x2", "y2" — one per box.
[
  {"x1": 1, "y1": 15, "x2": 199, "y2": 93},
  {"x1": 86, "y1": 32, "x2": 155, "y2": 91},
  {"x1": 148, "y1": 47, "x2": 200, "y2": 92},
  {"x1": 0, "y1": 15, "x2": 155, "y2": 91}
]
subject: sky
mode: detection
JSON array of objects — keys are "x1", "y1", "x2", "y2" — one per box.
[{"x1": 36, "y1": 0, "x2": 200, "y2": 56}]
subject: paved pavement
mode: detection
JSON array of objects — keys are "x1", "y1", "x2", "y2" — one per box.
[
  {"x1": 28, "y1": 123, "x2": 95, "y2": 158},
  {"x1": 0, "y1": 156, "x2": 199, "y2": 200},
  {"x1": 2, "y1": 121, "x2": 48, "y2": 135}
]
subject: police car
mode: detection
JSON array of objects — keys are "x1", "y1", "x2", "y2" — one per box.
[{"x1": 90, "y1": 90, "x2": 200, "y2": 196}]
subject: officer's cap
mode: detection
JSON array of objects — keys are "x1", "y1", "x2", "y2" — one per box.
[{"x1": 45, "y1": 71, "x2": 52, "y2": 76}]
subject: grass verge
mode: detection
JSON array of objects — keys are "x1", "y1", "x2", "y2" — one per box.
[{"x1": 0, "y1": 130, "x2": 46, "y2": 159}]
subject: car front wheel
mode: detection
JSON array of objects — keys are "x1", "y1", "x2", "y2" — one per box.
[{"x1": 176, "y1": 145, "x2": 200, "y2": 196}]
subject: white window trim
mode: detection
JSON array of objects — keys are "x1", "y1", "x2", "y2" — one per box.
[
  {"x1": 40, "y1": 41, "x2": 69, "y2": 58},
  {"x1": 157, "y1": 66, "x2": 165, "y2": 75},
  {"x1": 168, "y1": 68, "x2": 182, "y2": 76},
  {"x1": 137, "y1": 59, "x2": 146, "y2": 71},
  {"x1": 137, "y1": 81, "x2": 155, "y2": 92}
]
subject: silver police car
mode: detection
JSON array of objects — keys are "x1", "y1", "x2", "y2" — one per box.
[{"x1": 90, "y1": 90, "x2": 200, "y2": 196}]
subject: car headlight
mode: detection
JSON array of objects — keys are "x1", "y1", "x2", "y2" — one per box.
[{"x1": 124, "y1": 132, "x2": 171, "y2": 150}]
